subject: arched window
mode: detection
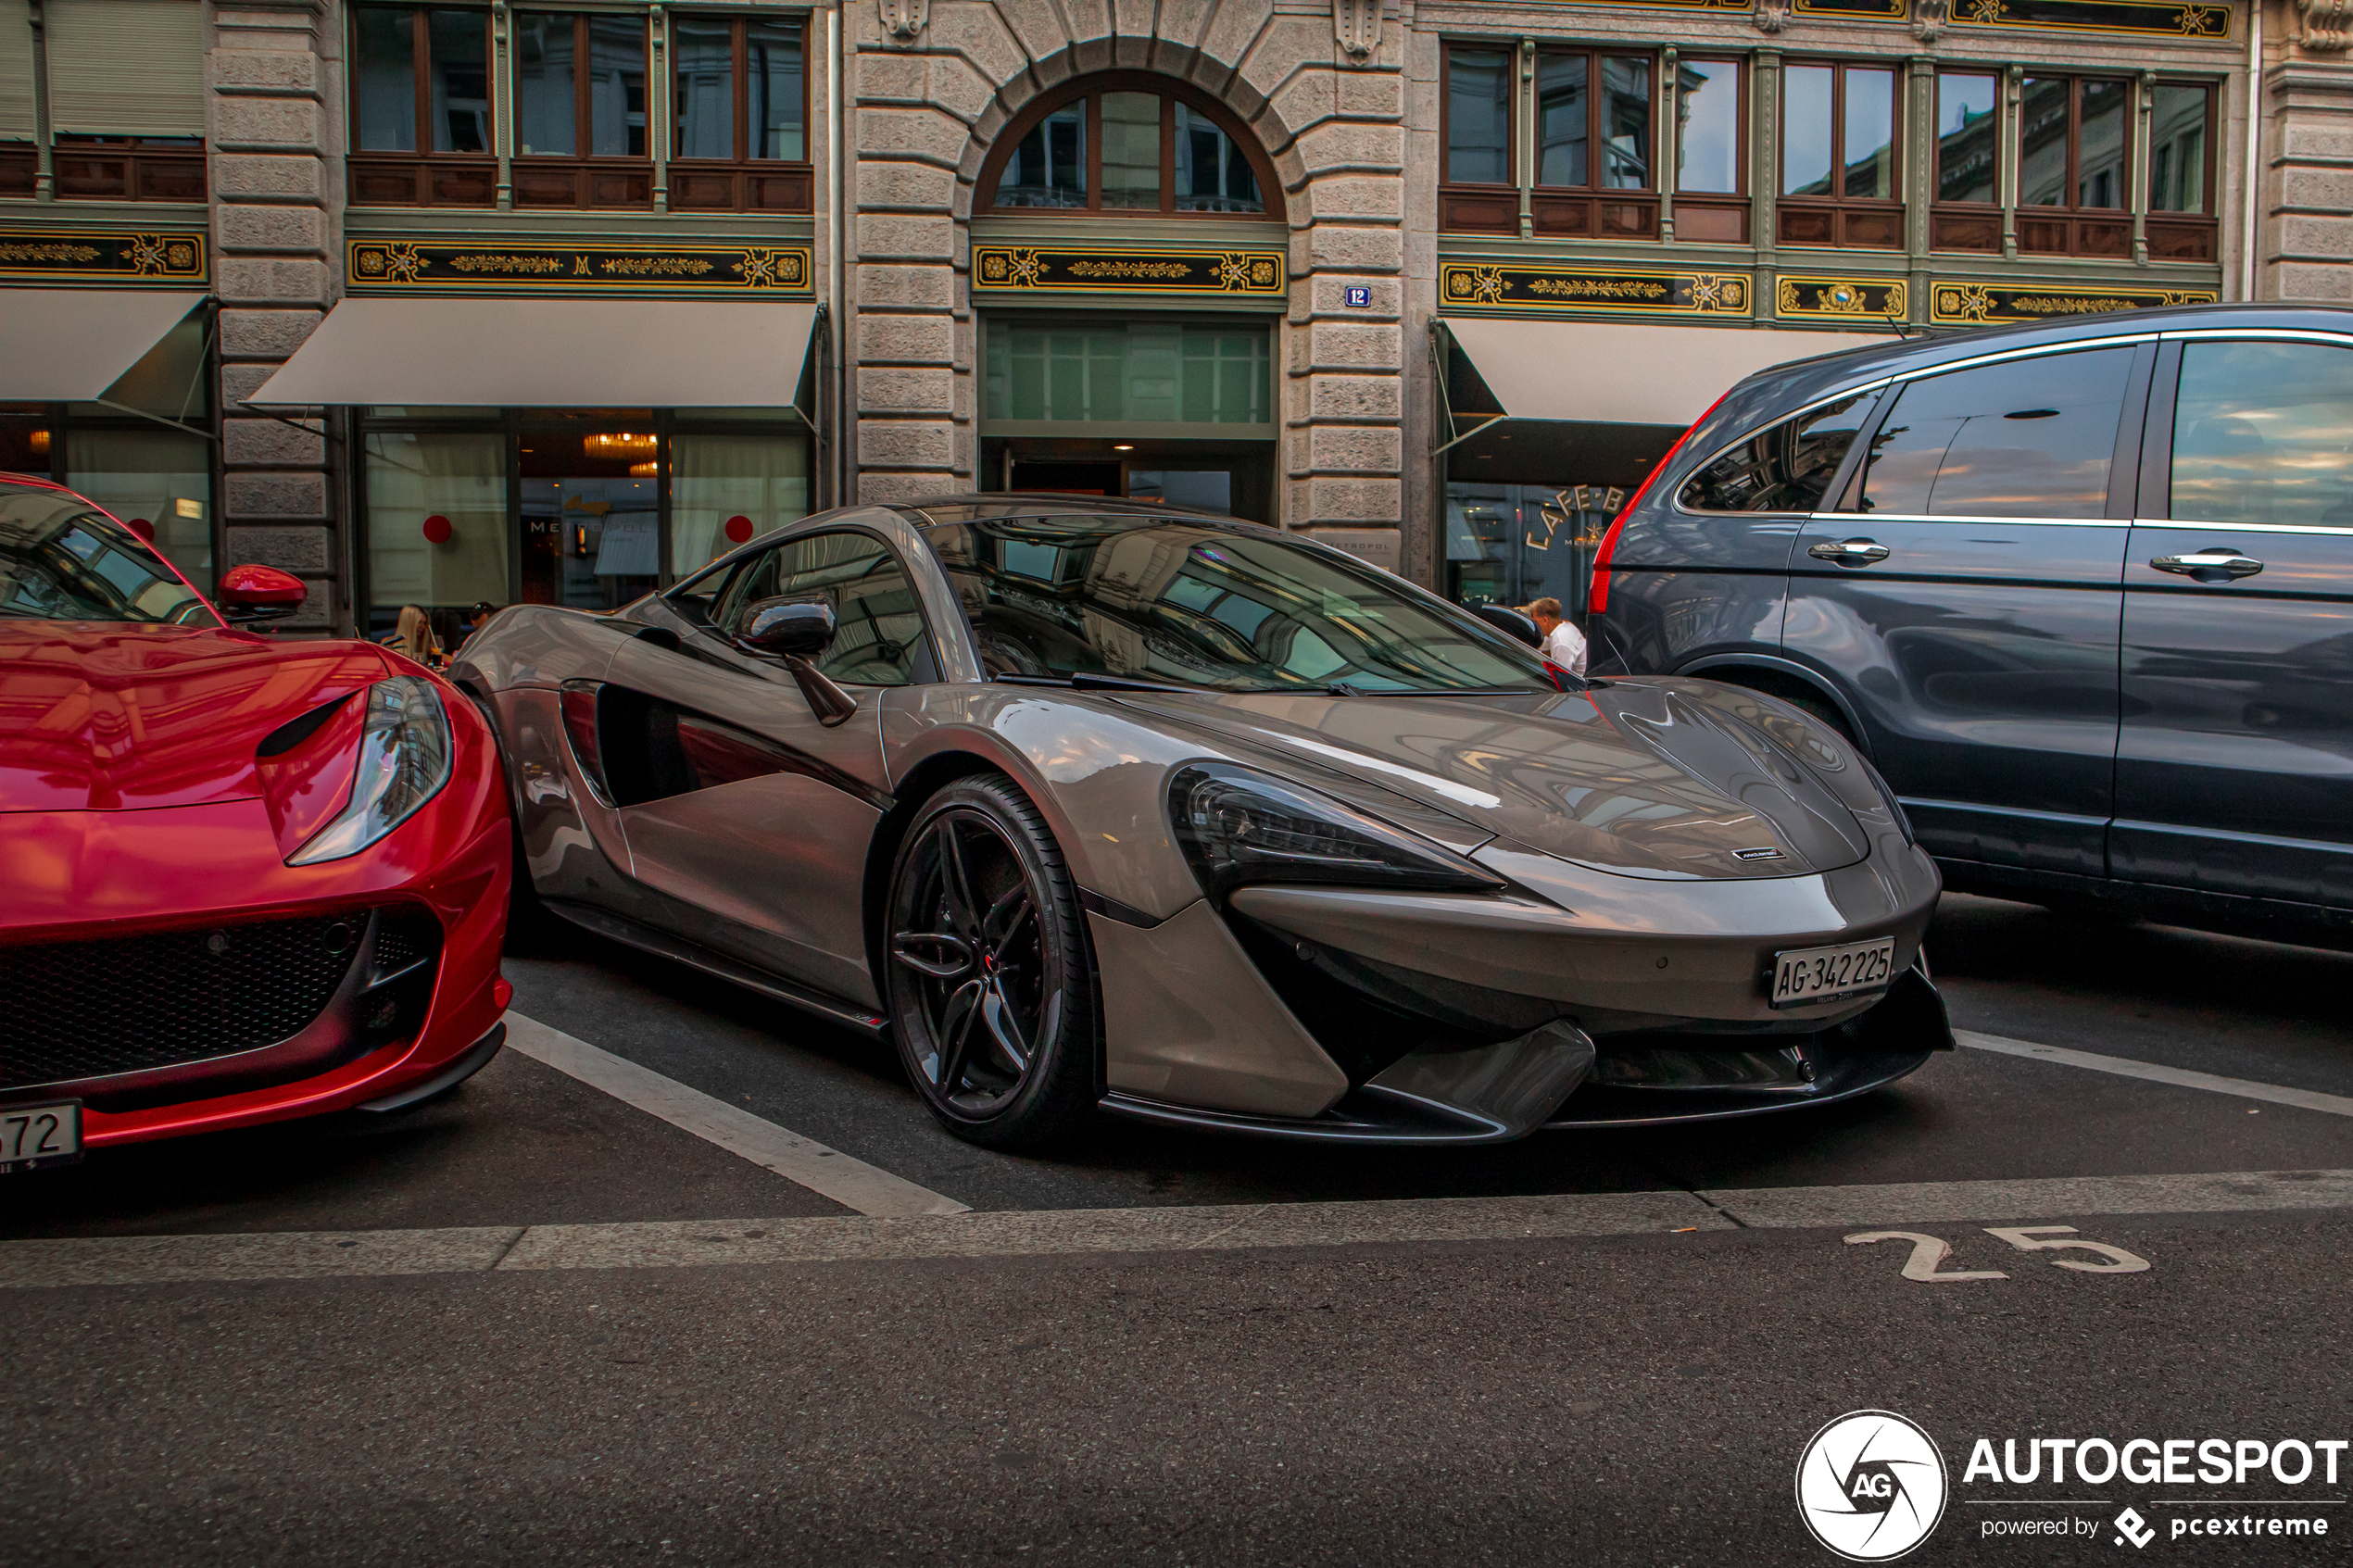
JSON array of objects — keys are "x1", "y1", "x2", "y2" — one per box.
[{"x1": 976, "y1": 74, "x2": 1283, "y2": 220}]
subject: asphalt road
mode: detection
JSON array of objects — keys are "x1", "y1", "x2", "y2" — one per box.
[{"x1": 4, "y1": 893, "x2": 2349, "y2": 1567}]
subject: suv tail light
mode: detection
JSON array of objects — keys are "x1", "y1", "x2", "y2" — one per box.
[{"x1": 1588, "y1": 393, "x2": 1727, "y2": 617}]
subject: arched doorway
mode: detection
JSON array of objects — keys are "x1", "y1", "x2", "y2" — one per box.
[{"x1": 971, "y1": 73, "x2": 1286, "y2": 521}]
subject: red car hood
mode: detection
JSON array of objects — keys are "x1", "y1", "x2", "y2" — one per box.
[{"x1": 0, "y1": 623, "x2": 391, "y2": 811}]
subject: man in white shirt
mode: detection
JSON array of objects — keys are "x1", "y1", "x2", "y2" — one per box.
[{"x1": 1525, "y1": 596, "x2": 1587, "y2": 680}]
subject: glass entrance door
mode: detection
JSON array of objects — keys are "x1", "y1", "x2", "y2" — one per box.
[{"x1": 519, "y1": 426, "x2": 661, "y2": 608}]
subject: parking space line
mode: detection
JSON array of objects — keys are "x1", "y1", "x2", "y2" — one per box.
[
  {"x1": 5, "y1": 1169, "x2": 2348, "y2": 1290},
  {"x1": 503, "y1": 1012, "x2": 971, "y2": 1219},
  {"x1": 1957, "y1": 1029, "x2": 2353, "y2": 1118}
]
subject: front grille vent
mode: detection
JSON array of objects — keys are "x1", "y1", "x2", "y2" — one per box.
[{"x1": 0, "y1": 915, "x2": 365, "y2": 1092}]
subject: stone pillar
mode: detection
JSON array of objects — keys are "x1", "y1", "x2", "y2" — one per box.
[
  {"x1": 210, "y1": 0, "x2": 342, "y2": 633},
  {"x1": 2265, "y1": 59, "x2": 2353, "y2": 301}
]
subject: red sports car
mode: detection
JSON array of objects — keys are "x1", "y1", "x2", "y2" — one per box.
[{"x1": 0, "y1": 475, "x2": 510, "y2": 1172}]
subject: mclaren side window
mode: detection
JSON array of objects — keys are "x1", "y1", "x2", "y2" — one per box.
[
  {"x1": 709, "y1": 530, "x2": 937, "y2": 686},
  {"x1": 1677, "y1": 394, "x2": 1875, "y2": 514},
  {"x1": 923, "y1": 513, "x2": 1554, "y2": 694}
]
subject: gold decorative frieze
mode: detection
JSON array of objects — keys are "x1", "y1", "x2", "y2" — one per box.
[
  {"x1": 0, "y1": 228, "x2": 205, "y2": 283},
  {"x1": 972, "y1": 245, "x2": 1286, "y2": 297},
  {"x1": 1953, "y1": 0, "x2": 2230, "y2": 36},
  {"x1": 1778, "y1": 276, "x2": 1908, "y2": 320},
  {"x1": 346, "y1": 240, "x2": 813, "y2": 295},
  {"x1": 1441, "y1": 261, "x2": 1752, "y2": 318},
  {"x1": 1929, "y1": 280, "x2": 2219, "y2": 325}
]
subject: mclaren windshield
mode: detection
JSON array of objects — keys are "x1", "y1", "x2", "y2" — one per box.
[
  {"x1": 924, "y1": 513, "x2": 1558, "y2": 695},
  {"x1": 0, "y1": 485, "x2": 211, "y2": 624}
]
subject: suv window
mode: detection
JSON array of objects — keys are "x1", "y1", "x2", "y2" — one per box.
[
  {"x1": 712, "y1": 531, "x2": 933, "y2": 687},
  {"x1": 1856, "y1": 347, "x2": 2132, "y2": 519},
  {"x1": 1678, "y1": 394, "x2": 1872, "y2": 513},
  {"x1": 2172, "y1": 340, "x2": 2353, "y2": 528}
]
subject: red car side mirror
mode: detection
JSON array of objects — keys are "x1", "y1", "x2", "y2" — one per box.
[{"x1": 215, "y1": 563, "x2": 308, "y2": 623}]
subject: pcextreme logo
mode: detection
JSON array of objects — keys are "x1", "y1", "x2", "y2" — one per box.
[{"x1": 1797, "y1": 1410, "x2": 1951, "y2": 1562}]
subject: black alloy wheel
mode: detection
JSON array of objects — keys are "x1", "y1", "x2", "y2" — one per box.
[{"x1": 884, "y1": 775, "x2": 1099, "y2": 1149}]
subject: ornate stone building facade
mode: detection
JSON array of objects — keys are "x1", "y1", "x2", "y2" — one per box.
[{"x1": 0, "y1": 0, "x2": 2334, "y2": 629}]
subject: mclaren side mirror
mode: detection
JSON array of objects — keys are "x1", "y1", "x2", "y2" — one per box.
[
  {"x1": 1471, "y1": 603, "x2": 1541, "y2": 648},
  {"x1": 735, "y1": 597, "x2": 837, "y2": 659},
  {"x1": 732, "y1": 596, "x2": 858, "y2": 727},
  {"x1": 215, "y1": 564, "x2": 308, "y2": 623}
]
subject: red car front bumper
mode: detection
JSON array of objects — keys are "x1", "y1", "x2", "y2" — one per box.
[{"x1": 0, "y1": 708, "x2": 512, "y2": 1149}]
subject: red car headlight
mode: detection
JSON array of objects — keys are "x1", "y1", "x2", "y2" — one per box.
[{"x1": 287, "y1": 676, "x2": 455, "y2": 866}]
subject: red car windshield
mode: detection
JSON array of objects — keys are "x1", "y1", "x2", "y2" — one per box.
[{"x1": 0, "y1": 485, "x2": 212, "y2": 625}]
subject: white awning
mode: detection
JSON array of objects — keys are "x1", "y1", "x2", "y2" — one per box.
[
  {"x1": 1441, "y1": 317, "x2": 1893, "y2": 429},
  {"x1": 0, "y1": 290, "x2": 208, "y2": 401},
  {"x1": 251, "y1": 297, "x2": 821, "y2": 408}
]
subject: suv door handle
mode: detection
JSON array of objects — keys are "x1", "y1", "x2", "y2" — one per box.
[
  {"x1": 2151, "y1": 549, "x2": 2264, "y2": 583},
  {"x1": 1808, "y1": 538, "x2": 1892, "y2": 567}
]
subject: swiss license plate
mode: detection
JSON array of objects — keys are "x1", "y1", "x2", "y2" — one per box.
[
  {"x1": 0, "y1": 1100, "x2": 82, "y2": 1173},
  {"x1": 1770, "y1": 937, "x2": 1897, "y2": 1009}
]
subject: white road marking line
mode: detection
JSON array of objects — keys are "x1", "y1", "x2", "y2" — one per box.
[
  {"x1": 1957, "y1": 1028, "x2": 2353, "y2": 1118},
  {"x1": 502, "y1": 1012, "x2": 970, "y2": 1219},
  {"x1": 5, "y1": 1170, "x2": 2348, "y2": 1289}
]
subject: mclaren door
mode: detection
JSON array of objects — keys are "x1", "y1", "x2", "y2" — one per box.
[{"x1": 592, "y1": 529, "x2": 937, "y2": 1012}]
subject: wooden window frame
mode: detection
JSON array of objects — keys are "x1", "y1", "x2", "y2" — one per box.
[
  {"x1": 2015, "y1": 73, "x2": 2133, "y2": 259},
  {"x1": 510, "y1": 10, "x2": 653, "y2": 211},
  {"x1": 346, "y1": 6, "x2": 497, "y2": 208},
  {"x1": 2145, "y1": 79, "x2": 2218, "y2": 263},
  {"x1": 49, "y1": 134, "x2": 207, "y2": 202},
  {"x1": 1672, "y1": 55, "x2": 1746, "y2": 245},
  {"x1": 1929, "y1": 69, "x2": 2002, "y2": 255},
  {"x1": 1438, "y1": 41, "x2": 1519, "y2": 236},
  {"x1": 975, "y1": 72, "x2": 1284, "y2": 221},
  {"x1": 666, "y1": 13, "x2": 812, "y2": 214},
  {"x1": 1778, "y1": 59, "x2": 1903, "y2": 251},
  {"x1": 1526, "y1": 47, "x2": 1658, "y2": 241}
]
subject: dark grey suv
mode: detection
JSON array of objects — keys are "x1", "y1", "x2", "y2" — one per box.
[{"x1": 1589, "y1": 304, "x2": 2353, "y2": 938}]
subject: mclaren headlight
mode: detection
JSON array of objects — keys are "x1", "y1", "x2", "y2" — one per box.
[
  {"x1": 289, "y1": 676, "x2": 455, "y2": 866},
  {"x1": 1167, "y1": 764, "x2": 1504, "y2": 903}
]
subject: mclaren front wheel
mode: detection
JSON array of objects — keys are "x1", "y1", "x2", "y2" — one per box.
[{"x1": 883, "y1": 774, "x2": 1100, "y2": 1151}]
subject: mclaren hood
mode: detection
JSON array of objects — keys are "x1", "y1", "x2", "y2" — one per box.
[
  {"x1": 1113, "y1": 679, "x2": 1888, "y2": 880},
  {"x1": 0, "y1": 622, "x2": 390, "y2": 812}
]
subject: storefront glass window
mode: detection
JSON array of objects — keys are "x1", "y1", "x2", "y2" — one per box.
[
  {"x1": 367, "y1": 430, "x2": 507, "y2": 630},
  {"x1": 68, "y1": 429, "x2": 210, "y2": 590},
  {"x1": 1444, "y1": 482, "x2": 1613, "y2": 618},
  {"x1": 985, "y1": 321, "x2": 1271, "y2": 428},
  {"x1": 671, "y1": 433, "x2": 811, "y2": 575}
]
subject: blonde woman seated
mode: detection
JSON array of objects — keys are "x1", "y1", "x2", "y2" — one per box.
[{"x1": 391, "y1": 604, "x2": 444, "y2": 669}]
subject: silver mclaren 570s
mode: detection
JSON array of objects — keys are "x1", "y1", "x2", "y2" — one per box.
[{"x1": 452, "y1": 496, "x2": 1951, "y2": 1151}]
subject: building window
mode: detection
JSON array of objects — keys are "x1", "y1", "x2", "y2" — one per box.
[
  {"x1": 1673, "y1": 57, "x2": 1745, "y2": 243},
  {"x1": 2018, "y1": 75, "x2": 2131, "y2": 257},
  {"x1": 1529, "y1": 49, "x2": 1655, "y2": 239},
  {"x1": 976, "y1": 76, "x2": 1279, "y2": 220},
  {"x1": 2146, "y1": 82, "x2": 2216, "y2": 261},
  {"x1": 1780, "y1": 62, "x2": 1899, "y2": 248},
  {"x1": 1931, "y1": 71, "x2": 2000, "y2": 253},
  {"x1": 349, "y1": 6, "x2": 496, "y2": 206},
  {"x1": 1438, "y1": 44, "x2": 1516, "y2": 234},
  {"x1": 667, "y1": 15, "x2": 808, "y2": 211},
  {"x1": 511, "y1": 11, "x2": 651, "y2": 208},
  {"x1": 983, "y1": 320, "x2": 1274, "y2": 429},
  {"x1": 0, "y1": 0, "x2": 207, "y2": 201}
]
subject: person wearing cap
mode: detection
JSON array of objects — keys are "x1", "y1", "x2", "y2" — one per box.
[{"x1": 1523, "y1": 596, "x2": 1586, "y2": 680}]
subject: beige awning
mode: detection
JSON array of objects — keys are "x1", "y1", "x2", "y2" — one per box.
[
  {"x1": 1441, "y1": 317, "x2": 1893, "y2": 430},
  {"x1": 251, "y1": 297, "x2": 821, "y2": 408},
  {"x1": 0, "y1": 289, "x2": 208, "y2": 401}
]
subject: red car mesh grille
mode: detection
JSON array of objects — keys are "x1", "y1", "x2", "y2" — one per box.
[{"x1": 0, "y1": 914, "x2": 405, "y2": 1092}]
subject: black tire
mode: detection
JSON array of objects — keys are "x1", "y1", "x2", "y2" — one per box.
[
  {"x1": 503, "y1": 809, "x2": 562, "y2": 955},
  {"x1": 882, "y1": 774, "x2": 1100, "y2": 1150}
]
